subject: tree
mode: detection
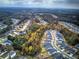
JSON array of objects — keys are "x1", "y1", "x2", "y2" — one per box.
[{"x1": 8, "y1": 35, "x2": 15, "y2": 42}]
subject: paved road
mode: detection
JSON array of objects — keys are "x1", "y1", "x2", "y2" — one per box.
[
  {"x1": 43, "y1": 30, "x2": 76, "y2": 59},
  {"x1": 43, "y1": 30, "x2": 64, "y2": 59},
  {"x1": 52, "y1": 30, "x2": 76, "y2": 59}
]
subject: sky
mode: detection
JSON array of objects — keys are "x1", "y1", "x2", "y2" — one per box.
[{"x1": 0, "y1": 0, "x2": 79, "y2": 9}]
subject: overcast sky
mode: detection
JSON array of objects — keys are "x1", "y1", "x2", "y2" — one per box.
[{"x1": 0, "y1": 0, "x2": 79, "y2": 9}]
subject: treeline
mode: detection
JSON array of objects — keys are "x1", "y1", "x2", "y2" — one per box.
[
  {"x1": 60, "y1": 28, "x2": 79, "y2": 46},
  {"x1": 7, "y1": 23, "x2": 48, "y2": 56}
]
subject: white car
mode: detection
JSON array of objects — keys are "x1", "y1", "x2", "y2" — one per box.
[{"x1": 9, "y1": 51, "x2": 16, "y2": 58}]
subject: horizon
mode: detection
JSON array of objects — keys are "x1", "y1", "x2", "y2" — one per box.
[{"x1": 0, "y1": 7, "x2": 79, "y2": 10}]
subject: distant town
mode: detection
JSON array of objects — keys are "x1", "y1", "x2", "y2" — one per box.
[{"x1": 0, "y1": 8, "x2": 79, "y2": 59}]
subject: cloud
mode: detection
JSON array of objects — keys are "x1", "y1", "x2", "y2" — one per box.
[
  {"x1": 67, "y1": 0, "x2": 79, "y2": 3},
  {"x1": 0, "y1": 0, "x2": 79, "y2": 9}
]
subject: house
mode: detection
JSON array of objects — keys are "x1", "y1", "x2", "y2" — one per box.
[
  {"x1": 75, "y1": 44, "x2": 79, "y2": 49},
  {"x1": 3, "y1": 40, "x2": 12, "y2": 46}
]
